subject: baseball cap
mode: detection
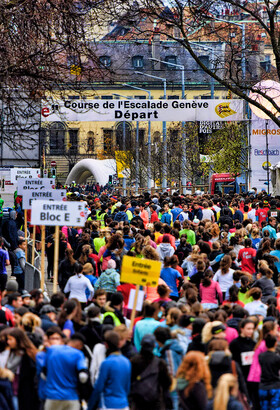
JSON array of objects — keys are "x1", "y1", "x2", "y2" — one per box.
[
  {"x1": 94, "y1": 198, "x2": 100, "y2": 202},
  {"x1": 21, "y1": 290, "x2": 31, "y2": 299},
  {"x1": 254, "y1": 305, "x2": 267, "y2": 317},
  {"x1": 193, "y1": 218, "x2": 200, "y2": 224}
]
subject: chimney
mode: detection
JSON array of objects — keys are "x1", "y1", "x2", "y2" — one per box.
[{"x1": 152, "y1": 31, "x2": 161, "y2": 70}]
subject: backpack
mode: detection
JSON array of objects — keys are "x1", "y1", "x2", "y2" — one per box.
[{"x1": 130, "y1": 357, "x2": 160, "y2": 402}]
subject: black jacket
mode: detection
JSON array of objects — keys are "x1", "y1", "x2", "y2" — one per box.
[
  {"x1": 209, "y1": 351, "x2": 249, "y2": 399},
  {"x1": 130, "y1": 353, "x2": 172, "y2": 410},
  {"x1": 80, "y1": 321, "x2": 103, "y2": 350}
]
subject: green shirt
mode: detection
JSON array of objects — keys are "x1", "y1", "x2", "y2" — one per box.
[
  {"x1": 94, "y1": 237, "x2": 105, "y2": 254},
  {"x1": 179, "y1": 229, "x2": 196, "y2": 245},
  {"x1": 0, "y1": 198, "x2": 4, "y2": 217}
]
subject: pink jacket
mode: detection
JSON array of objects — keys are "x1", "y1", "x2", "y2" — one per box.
[
  {"x1": 225, "y1": 326, "x2": 238, "y2": 344},
  {"x1": 247, "y1": 340, "x2": 266, "y2": 383},
  {"x1": 199, "y1": 281, "x2": 223, "y2": 304}
]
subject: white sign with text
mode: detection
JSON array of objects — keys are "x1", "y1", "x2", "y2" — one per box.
[
  {"x1": 41, "y1": 99, "x2": 244, "y2": 122},
  {"x1": 17, "y1": 178, "x2": 55, "y2": 195},
  {"x1": 23, "y1": 189, "x2": 66, "y2": 210},
  {"x1": 31, "y1": 200, "x2": 86, "y2": 226},
  {"x1": 11, "y1": 168, "x2": 40, "y2": 183}
]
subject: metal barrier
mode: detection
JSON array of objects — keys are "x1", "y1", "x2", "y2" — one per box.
[{"x1": 24, "y1": 262, "x2": 41, "y2": 291}]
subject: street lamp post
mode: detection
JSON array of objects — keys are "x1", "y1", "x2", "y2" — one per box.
[
  {"x1": 149, "y1": 58, "x2": 187, "y2": 194},
  {"x1": 112, "y1": 93, "x2": 132, "y2": 196},
  {"x1": 122, "y1": 83, "x2": 151, "y2": 193},
  {"x1": 135, "y1": 71, "x2": 167, "y2": 190}
]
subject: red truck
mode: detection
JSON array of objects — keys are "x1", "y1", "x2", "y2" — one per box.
[{"x1": 209, "y1": 173, "x2": 245, "y2": 195}]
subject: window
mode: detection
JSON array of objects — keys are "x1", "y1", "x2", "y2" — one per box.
[
  {"x1": 135, "y1": 95, "x2": 146, "y2": 99},
  {"x1": 99, "y1": 56, "x2": 111, "y2": 67},
  {"x1": 68, "y1": 95, "x2": 80, "y2": 100},
  {"x1": 132, "y1": 56, "x2": 144, "y2": 68},
  {"x1": 67, "y1": 55, "x2": 79, "y2": 67},
  {"x1": 101, "y1": 96, "x2": 113, "y2": 100},
  {"x1": 165, "y1": 55, "x2": 177, "y2": 68},
  {"x1": 49, "y1": 122, "x2": 66, "y2": 154},
  {"x1": 103, "y1": 129, "x2": 114, "y2": 154},
  {"x1": 68, "y1": 129, "x2": 78, "y2": 154},
  {"x1": 261, "y1": 55, "x2": 271, "y2": 73},
  {"x1": 87, "y1": 131, "x2": 94, "y2": 152},
  {"x1": 168, "y1": 95, "x2": 179, "y2": 100},
  {"x1": 198, "y1": 55, "x2": 210, "y2": 68}
]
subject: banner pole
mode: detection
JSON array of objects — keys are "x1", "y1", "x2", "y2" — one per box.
[
  {"x1": 40, "y1": 226, "x2": 45, "y2": 291},
  {"x1": 129, "y1": 284, "x2": 140, "y2": 332},
  {"x1": 31, "y1": 225, "x2": 36, "y2": 266},
  {"x1": 24, "y1": 209, "x2": 28, "y2": 258},
  {"x1": 53, "y1": 226, "x2": 59, "y2": 293}
]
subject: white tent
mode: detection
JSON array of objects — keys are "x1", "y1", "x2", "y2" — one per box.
[{"x1": 66, "y1": 158, "x2": 116, "y2": 186}]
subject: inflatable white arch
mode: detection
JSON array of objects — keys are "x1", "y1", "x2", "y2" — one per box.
[{"x1": 66, "y1": 159, "x2": 116, "y2": 186}]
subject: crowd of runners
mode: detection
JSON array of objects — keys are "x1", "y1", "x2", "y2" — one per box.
[{"x1": 0, "y1": 188, "x2": 280, "y2": 409}]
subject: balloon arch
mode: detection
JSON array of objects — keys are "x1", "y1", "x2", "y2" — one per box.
[{"x1": 65, "y1": 158, "x2": 116, "y2": 186}]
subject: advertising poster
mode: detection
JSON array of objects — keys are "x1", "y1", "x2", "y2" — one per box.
[{"x1": 251, "y1": 113, "x2": 280, "y2": 192}]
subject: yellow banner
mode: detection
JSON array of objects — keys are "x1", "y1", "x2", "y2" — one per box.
[
  {"x1": 115, "y1": 150, "x2": 131, "y2": 178},
  {"x1": 120, "y1": 255, "x2": 161, "y2": 287},
  {"x1": 70, "y1": 65, "x2": 82, "y2": 76}
]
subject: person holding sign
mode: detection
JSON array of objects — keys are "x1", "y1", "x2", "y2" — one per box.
[{"x1": 13, "y1": 238, "x2": 27, "y2": 291}]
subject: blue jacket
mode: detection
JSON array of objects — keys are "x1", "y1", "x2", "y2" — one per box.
[
  {"x1": 161, "y1": 212, "x2": 172, "y2": 225},
  {"x1": 114, "y1": 211, "x2": 128, "y2": 222},
  {"x1": 233, "y1": 210, "x2": 244, "y2": 223},
  {"x1": 123, "y1": 235, "x2": 135, "y2": 251},
  {"x1": 159, "y1": 339, "x2": 184, "y2": 376},
  {"x1": 88, "y1": 353, "x2": 131, "y2": 409},
  {"x1": 262, "y1": 224, "x2": 277, "y2": 239},
  {"x1": 191, "y1": 208, "x2": 203, "y2": 220},
  {"x1": 134, "y1": 318, "x2": 161, "y2": 352}
]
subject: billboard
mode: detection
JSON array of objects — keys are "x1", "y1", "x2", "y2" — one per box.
[{"x1": 250, "y1": 113, "x2": 280, "y2": 191}]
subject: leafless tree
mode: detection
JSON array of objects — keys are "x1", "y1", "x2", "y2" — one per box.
[
  {"x1": 98, "y1": 0, "x2": 280, "y2": 126},
  {"x1": 0, "y1": 0, "x2": 106, "y2": 151}
]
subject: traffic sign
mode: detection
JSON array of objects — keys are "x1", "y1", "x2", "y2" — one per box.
[
  {"x1": 31, "y1": 200, "x2": 86, "y2": 226},
  {"x1": 50, "y1": 161, "x2": 57, "y2": 167},
  {"x1": 120, "y1": 255, "x2": 161, "y2": 287},
  {"x1": 22, "y1": 189, "x2": 66, "y2": 210},
  {"x1": 17, "y1": 178, "x2": 55, "y2": 195},
  {"x1": 43, "y1": 169, "x2": 48, "y2": 176}
]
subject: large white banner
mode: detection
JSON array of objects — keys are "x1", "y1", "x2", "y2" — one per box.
[
  {"x1": 41, "y1": 99, "x2": 244, "y2": 122},
  {"x1": 251, "y1": 113, "x2": 280, "y2": 191}
]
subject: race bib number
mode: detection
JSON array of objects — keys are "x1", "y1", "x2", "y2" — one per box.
[
  {"x1": 271, "y1": 211, "x2": 278, "y2": 217},
  {"x1": 241, "y1": 351, "x2": 254, "y2": 366}
]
